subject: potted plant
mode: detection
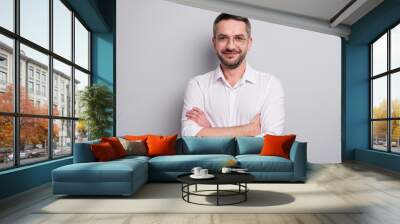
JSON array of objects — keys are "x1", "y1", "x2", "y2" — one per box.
[{"x1": 79, "y1": 84, "x2": 113, "y2": 140}]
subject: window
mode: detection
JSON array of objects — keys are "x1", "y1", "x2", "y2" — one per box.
[
  {"x1": 20, "y1": 0, "x2": 49, "y2": 49},
  {"x1": 74, "y1": 69, "x2": 89, "y2": 118},
  {"x1": 0, "y1": 71, "x2": 6, "y2": 84},
  {"x1": 36, "y1": 84, "x2": 40, "y2": 95},
  {"x1": 35, "y1": 70, "x2": 40, "y2": 81},
  {"x1": 371, "y1": 23, "x2": 400, "y2": 154},
  {"x1": 53, "y1": 119, "x2": 72, "y2": 158},
  {"x1": 41, "y1": 73, "x2": 46, "y2": 82},
  {"x1": 0, "y1": 116, "x2": 13, "y2": 170},
  {"x1": 0, "y1": 0, "x2": 91, "y2": 170},
  {"x1": 0, "y1": 55, "x2": 7, "y2": 67},
  {"x1": 0, "y1": 0, "x2": 13, "y2": 32},
  {"x1": 75, "y1": 18, "x2": 89, "y2": 70},
  {"x1": 0, "y1": 54, "x2": 7, "y2": 89},
  {"x1": 0, "y1": 35, "x2": 13, "y2": 111},
  {"x1": 42, "y1": 85, "x2": 46, "y2": 97},
  {"x1": 0, "y1": 54, "x2": 7, "y2": 88},
  {"x1": 20, "y1": 117, "x2": 49, "y2": 165},
  {"x1": 53, "y1": 0, "x2": 72, "y2": 60},
  {"x1": 28, "y1": 67, "x2": 34, "y2": 80},
  {"x1": 28, "y1": 81, "x2": 34, "y2": 94},
  {"x1": 53, "y1": 59, "x2": 71, "y2": 117}
]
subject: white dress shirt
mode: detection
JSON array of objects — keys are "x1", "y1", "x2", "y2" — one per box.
[{"x1": 181, "y1": 63, "x2": 284, "y2": 137}]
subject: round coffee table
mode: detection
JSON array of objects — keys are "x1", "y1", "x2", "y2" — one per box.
[{"x1": 177, "y1": 172, "x2": 255, "y2": 206}]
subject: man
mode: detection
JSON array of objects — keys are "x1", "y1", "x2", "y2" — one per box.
[{"x1": 181, "y1": 13, "x2": 284, "y2": 137}]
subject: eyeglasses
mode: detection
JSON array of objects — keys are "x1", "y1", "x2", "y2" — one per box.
[{"x1": 215, "y1": 35, "x2": 248, "y2": 45}]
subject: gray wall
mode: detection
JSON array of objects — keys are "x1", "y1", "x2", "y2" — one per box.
[{"x1": 116, "y1": 0, "x2": 341, "y2": 163}]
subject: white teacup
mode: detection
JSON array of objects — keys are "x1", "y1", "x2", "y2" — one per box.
[
  {"x1": 221, "y1": 167, "x2": 232, "y2": 174},
  {"x1": 191, "y1": 167, "x2": 202, "y2": 176},
  {"x1": 199, "y1": 169, "x2": 208, "y2": 176}
]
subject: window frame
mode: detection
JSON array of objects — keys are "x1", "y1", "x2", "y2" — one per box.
[
  {"x1": 370, "y1": 20, "x2": 400, "y2": 154},
  {"x1": 0, "y1": 0, "x2": 92, "y2": 171}
]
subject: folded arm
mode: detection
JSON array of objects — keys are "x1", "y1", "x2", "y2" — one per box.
[
  {"x1": 181, "y1": 79, "x2": 260, "y2": 137},
  {"x1": 196, "y1": 113, "x2": 260, "y2": 137}
]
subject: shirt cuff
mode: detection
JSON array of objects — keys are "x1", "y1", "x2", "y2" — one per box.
[
  {"x1": 181, "y1": 125, "x2": 203, "y2": 137},
  {"x1": 256, "y1": 132, "x2": 266, "y2": 137}
]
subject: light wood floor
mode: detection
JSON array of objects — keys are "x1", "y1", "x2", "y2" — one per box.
[{"x1": 1, "y1": 162, "x2": 400, "y2": 224}]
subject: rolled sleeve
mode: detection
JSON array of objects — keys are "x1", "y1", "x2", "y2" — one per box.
[
  {"x1": 181, "y1": 78, "x2": 205, "y2": 136},
  {"x1": 181, "y1": 125, "x2": 203, "y2": 137},
  {"x1": 260, "y1": 76, "x2": 285, "y2": 136}
]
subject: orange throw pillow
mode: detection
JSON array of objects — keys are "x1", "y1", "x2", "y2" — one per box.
[
  {"x1": 259, "y1": 134, "x2": 296, "y2": 159},
  {"x1": 124, "y1": 135, "x2": 150, "y2": 142},
  {"x1": 146, "y1": 134, "x2": 178, "y2": 157},
  {"x1": 101, "y1": 137, "x2": 127, "y2": 158},
  {"x1": 91, "y1": 142, "x2": 118, "y2": 161}
]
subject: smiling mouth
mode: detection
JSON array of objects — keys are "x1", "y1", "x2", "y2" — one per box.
[{"x1": 223, "y1": 52, "x2": 239, "y2": 58}]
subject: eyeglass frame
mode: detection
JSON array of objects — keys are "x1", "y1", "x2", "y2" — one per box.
[{"x1": 214, "y1": 34, "x2": 250, "y2": 45}]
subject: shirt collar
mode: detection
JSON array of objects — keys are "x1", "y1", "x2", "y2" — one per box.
[{"x1": 214, "y1": 63, "x2": 257, "y2": 85}]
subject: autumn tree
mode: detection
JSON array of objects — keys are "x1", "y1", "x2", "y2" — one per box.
[
  {"x1": 0, "y1": 85, "x2": 14, "y2": 150},
  {"x1": 372, "y1": 99, "x2": 400, "y2": 143},
  {"x1": 0, "y1": 84, "x2": 60, "y2": 152}
]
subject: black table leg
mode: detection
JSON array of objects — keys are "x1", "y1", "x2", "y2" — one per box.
[
  {"x1": 179, "y1": 182, "x2": 251, "y2": 206},
  {"x1": 217, "y1": 184, "x2": 219, "y2": 206},
  {"x1": 181, "y1": 183, "x2": 183, "y2": 199},
  {"x1": 245, "y1": 183, "x2": 247, "y2": 201},
  {"x1": 187, "y1": 184, "x2": 190, "y2": 202}
]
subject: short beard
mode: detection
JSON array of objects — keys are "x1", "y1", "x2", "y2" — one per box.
[{"x1": 217, "y1": 51, "x2": 247, "y2": 69}]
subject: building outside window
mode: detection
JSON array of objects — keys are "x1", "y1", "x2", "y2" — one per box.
[{"x1": 0, "y1": 0, "x2": 91, "y2": 170}]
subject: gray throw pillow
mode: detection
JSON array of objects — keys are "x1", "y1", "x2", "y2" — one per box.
[{"x1": 118, "y1": 137, "x2": 147, "y2": 156}]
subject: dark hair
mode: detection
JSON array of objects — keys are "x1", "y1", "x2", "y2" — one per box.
[{"x1": 213, "y1": 13, "x2": 251, "y2": 37}]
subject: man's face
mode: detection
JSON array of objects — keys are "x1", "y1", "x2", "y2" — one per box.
[{"x1": 213, "y1": 19, "x2": 252, "y2": 69}]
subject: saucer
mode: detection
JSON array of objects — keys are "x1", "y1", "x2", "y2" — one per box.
[{"x1": 190, "y1": 174, "x2": 215, "y2": 179}]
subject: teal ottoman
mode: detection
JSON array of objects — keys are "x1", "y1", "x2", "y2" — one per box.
[{"x1": 52, "y1": 156, "x2": 148, "y2": 196}]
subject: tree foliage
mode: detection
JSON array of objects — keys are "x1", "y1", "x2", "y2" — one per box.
[{"x1": 372, "y1": 99, "x2": 400, "y2": 141}]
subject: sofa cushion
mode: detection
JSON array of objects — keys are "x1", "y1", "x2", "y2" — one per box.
[
  {"x1": 115, "y1": 155, "x2": 150, "y2": 163},
  {"x1": 148, "y1": 154, "x2": 235, "y2": 172},
  {"x1": 181, "y1": 137, "x2": 236, "y2": 155},
  {"x1": 236, "y1": 137, "x2": 264, "y2": 155},
  {"x1": 147, "y1": 134, "x2": 178, "y2": 157},
  {"x1": 101, "y1": 137, "x2": 127, "y2": 158},
  {"x1": 91, "y1": 142, "x2": 118, "y2": 161},
  {"x1": 118, "y1": 138, "x2": 148, "y2": 156},
  {"x1": 124, "y1": 135, "x2": 149, "y2": 142},
  {"x1": 53, "y1": 162, "x2": 141, "y2": 183},
  {"x1": 260, "y1": 134, "x2": 296, "y2": 159},
  {"x1": 236, "y1": 155, "x2": 293, "y2": 172}
]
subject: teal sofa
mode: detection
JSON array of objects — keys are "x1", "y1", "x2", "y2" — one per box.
[{"x1": 52, "y1": 137, "x2": 307, "y2": 196}]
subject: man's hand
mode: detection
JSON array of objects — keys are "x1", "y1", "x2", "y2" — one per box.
[
  {"x1": 246, "y1": 113, "x2": 261, "y2": 136},
  {"x1": 186, "y1": 107, "x2": 211, "y2": 128}
]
